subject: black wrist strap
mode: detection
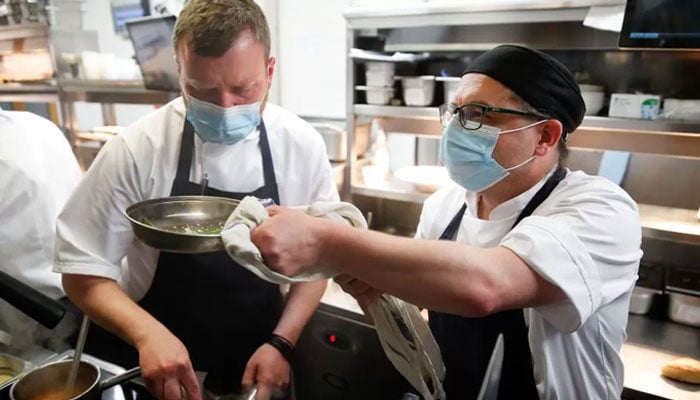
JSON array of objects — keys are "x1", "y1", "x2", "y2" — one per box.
[{"x1": 267, "y1": 333, "x2": 295, "y2": 363}]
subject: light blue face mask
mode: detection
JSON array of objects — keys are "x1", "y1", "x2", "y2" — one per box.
[
  {"x1": 440, "y1": 117, "x2": 544, "y2": 192},
  {"x1": 186, "y1": 95, "x2": 263, "y2": 145}
]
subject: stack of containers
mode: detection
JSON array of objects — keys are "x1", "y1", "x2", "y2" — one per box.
[
  {"x1": 356, "y1": 62, "x2": 395, "y2": 105},
  {"x1": 398, "y1": 76, "x2": 436, "y2": 106}
]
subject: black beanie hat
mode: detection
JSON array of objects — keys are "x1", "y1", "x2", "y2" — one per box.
[{"x1": 463, "y1": 45, "x2": 585, "y2": 138}]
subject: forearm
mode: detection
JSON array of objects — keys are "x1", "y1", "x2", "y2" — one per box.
[
  {"x1": 273, "y1": 280, "x2": 327, "y2": 344},
  {"x1": 62, "y1": 273, "x2": 169, "y2": 348},
  {"x1": 318, "y1": 222, "x2": 559, "y2": 316}
]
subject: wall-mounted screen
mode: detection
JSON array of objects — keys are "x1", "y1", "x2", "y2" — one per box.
[
  {"x1": 126, "y1": 15, "x2": 180, "y2": 91},
  {"x1": 619, "y1": 0, "x2": 700, "y2": 50}
]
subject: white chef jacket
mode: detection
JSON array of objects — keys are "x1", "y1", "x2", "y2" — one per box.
[
  {"x1": 54, "y1": 98, "x2": 339, "y2": 300},
  {"x1": 416, "y1": 168, "x2": 642, "y2": 400},
  {"x1": 0, "y1": 109, "x2": 82, "y2": 300}
]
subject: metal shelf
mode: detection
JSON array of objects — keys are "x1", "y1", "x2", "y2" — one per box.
[
  {"x1": 58, "y1": 79, "x2": 179, "y2": 104},
  {"x1": 0, "y1": 82, "x2": 58, "y2": 103},
  {"x1": 352, "y1": 104, "x2": 700, "y2": 158},
  {"x1": 638, "y1": 204, "x2": 700, "y2": 246},
  {"x1": 343, "y1": 1, "x2": 623, "y2": 29},
  {"x1": 352, "y1": 184, "x2": 429, "y2": 204},
  {"x1": 354, "y1": 104, "x2": 437, "y2": 118},
  {"x1": 0, "y1": 23, "x2": 48, "y2": 41}
]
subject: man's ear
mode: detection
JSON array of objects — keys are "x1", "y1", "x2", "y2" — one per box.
[
  {"x1": 267, "y1": 57, "x2": 276, "y2": 89},
  {"x1": 535, "y1": 119, "x2": 563, "y2": 156}
]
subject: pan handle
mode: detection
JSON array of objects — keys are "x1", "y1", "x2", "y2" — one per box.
[
  {"x1": 0, "y1": 269, "x2": 66, "y2": 328},
  {"x1": 99, "y1": 366, "x2": 142, "y2": 391}
]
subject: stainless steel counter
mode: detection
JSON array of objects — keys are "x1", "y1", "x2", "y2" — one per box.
[
  {"x1": 639, "y1": 204, "x2": 700, "y2": 246},
  {"x1": 621, "y1": 314, "x2": 700, "y2": 400}
]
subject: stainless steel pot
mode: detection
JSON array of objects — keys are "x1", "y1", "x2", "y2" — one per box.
[
  {"x1": 10, "y1": 360, "x2": 140, "y2": 400},
  {"x1": 125, "y1": 195, "x2": 240, "y2": 254}
]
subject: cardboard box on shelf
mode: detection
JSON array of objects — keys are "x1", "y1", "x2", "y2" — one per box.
[{"x1": 609, "y1": 93, "x2": 661, "y2": 120}]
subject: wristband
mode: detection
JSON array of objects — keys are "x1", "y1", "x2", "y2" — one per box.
[{"x1": 267, "y1": 333, "x2": 295, "y2": 363}]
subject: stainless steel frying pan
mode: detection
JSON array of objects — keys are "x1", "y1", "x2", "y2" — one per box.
[{"x1": 125, "y1": 196, "x2": 240, "y2": 254}]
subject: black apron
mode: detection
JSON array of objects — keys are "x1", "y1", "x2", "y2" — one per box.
[
  {"x1": 428, "y1": 167, "x2": 566, "y2": 400},
  {"x1": 84, "y1": 119, "x2": 284, "y2": 394}
]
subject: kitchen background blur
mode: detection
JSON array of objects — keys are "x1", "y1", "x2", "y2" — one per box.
[{"x1": 1, "y1": 0, "x2": 699, "y2": 399}]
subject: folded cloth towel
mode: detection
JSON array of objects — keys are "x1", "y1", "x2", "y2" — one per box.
[{"x1": 222, "y1": 196, "x2": 446, "y2": 400}]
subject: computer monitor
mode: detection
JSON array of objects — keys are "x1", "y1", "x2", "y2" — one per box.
[
  {"x1": 126, "y1": 15, "x2": 180, "y2": 91},
  {"x1": 619, "y1": 0, "x2": 700, "y2": 50}
]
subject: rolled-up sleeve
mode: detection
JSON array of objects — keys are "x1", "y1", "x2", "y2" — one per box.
[
  {"x1": 501, "y1": 179, "x2": 642, "y2": 333},
  {"x1": 502, "y1": 216, "x2": 601, "y2": 332}
]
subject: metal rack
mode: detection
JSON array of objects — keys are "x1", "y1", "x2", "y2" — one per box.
[
  {"x1": 57, "y1": 79, "x2": 178, "y2": 145},
  {"x1": 343, "y1": 1, "x2": 700, "y2": 194},
  {"x1": 341, "y1": 1, "x2": 700, "y2": 245}
]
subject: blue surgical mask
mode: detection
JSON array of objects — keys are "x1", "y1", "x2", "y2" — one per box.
[
  {"x1": 186, "y1": 95, "x2": 263, "y2": 145},
  {"x1": 440, "y1": 117, "x2": 543, "y2": 192}
]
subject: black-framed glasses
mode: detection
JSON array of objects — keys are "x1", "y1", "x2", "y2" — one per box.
[{"x1": 439, "y1": 102, "x2": 548, "y2": 130}]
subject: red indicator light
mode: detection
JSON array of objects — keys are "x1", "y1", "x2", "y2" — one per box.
[{"x1": 329, "y1": 334, "x2": 337, "y2": 343}]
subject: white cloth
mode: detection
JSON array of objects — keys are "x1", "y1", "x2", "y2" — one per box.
[
  {"x1": 54, "y1": 98, "x2": 339, "y2": 300},
  {"x1": 0, "y1": 109, "x2": 82, "y2": 300},
  {"x1": 417, "y1": 167, "x2": 642, "y2": 399},
  {"x1": 222, "y1": 196, "x2": 445, "y2": 400}
]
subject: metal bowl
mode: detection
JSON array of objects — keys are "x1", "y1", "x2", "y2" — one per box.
[{"x1": 125, "y1": 196, "x2": 240, "y2": 254}]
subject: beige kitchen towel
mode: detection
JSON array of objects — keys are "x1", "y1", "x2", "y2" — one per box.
[{"x1": 222, "y1": 196, "x2": 446, "y2": 400}]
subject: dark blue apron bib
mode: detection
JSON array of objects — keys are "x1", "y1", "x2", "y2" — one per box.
[
  {"x1": 429, "y1": 167, "x2": 566, "y2": 400},
  {"x1": 84, "y1": 119, "x2": 283, "y2": 394}
]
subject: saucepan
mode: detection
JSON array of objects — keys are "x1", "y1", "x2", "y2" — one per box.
[
  {"x1": 125, "y1": 196, "x2": 240, "y2": 254},
  {"x1": 10, "y1": 360, "x2": 141, "y2": 400},
  {"x1": 0, "y1": 353, "x2": 29, "y2": 390}
]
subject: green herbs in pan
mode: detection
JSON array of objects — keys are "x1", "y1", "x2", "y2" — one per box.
[
  {"x1": 165, "y1": 222, "x2": 224, "y2": 235},
  {"x1": 140, "y1": 217, "x2": 224, "y2": 235}
]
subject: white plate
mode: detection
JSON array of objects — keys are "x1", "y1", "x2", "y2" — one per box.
[{"x1": 394, "y1": 165, "x2": 451, "y2": 193}]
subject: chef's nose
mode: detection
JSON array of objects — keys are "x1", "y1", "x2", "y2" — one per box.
[{"x1": 214, "y1": 91, "x2": 248, "y2": 108}]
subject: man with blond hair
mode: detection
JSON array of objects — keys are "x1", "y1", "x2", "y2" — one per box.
[{"x1": 55, "y1": 1, "x2": 338, "y2": 399}]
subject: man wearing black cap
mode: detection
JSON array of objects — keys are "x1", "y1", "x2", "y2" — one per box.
[{"x1": 251, "y1": 45, "x2": 642, "y2": 399}]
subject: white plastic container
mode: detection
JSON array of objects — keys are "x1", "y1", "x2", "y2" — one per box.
[
  {"x1": 436, "y1": 76, "x2": 461, "y2": 104},
  {"x1": 356, "y1": 86, "x2": 394, "y2": 105},
  {"x1": 399, "y1": 76, "x2": 435, "y2": 107},
  {"x1": 365, "y1": 62, "x2": 396, "y2": 87}
]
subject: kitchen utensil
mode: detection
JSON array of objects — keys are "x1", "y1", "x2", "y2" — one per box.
[
  {"x1": 0, "y1": 353, "x2": 29, "y2": 390},
  {"x1": 0, "y1": 270, "x2": 66, "y2": 329},
  {"x1": 125, "y1": 196, "x2": 240, "y2": 254},
  {"x1": 476, "y1": 333, "x2": 504, "y2": 400},
  {"x1": 10, "y1": 361, "x2": 141, "y2": 400},
  {"x1": 65, "y1": 316, "x2": 91, "y2": 398}
]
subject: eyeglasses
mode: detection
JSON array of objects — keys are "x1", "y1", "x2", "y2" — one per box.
[{"x1": 438, "y1": 103, "x2": 548, "y2": 130}]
